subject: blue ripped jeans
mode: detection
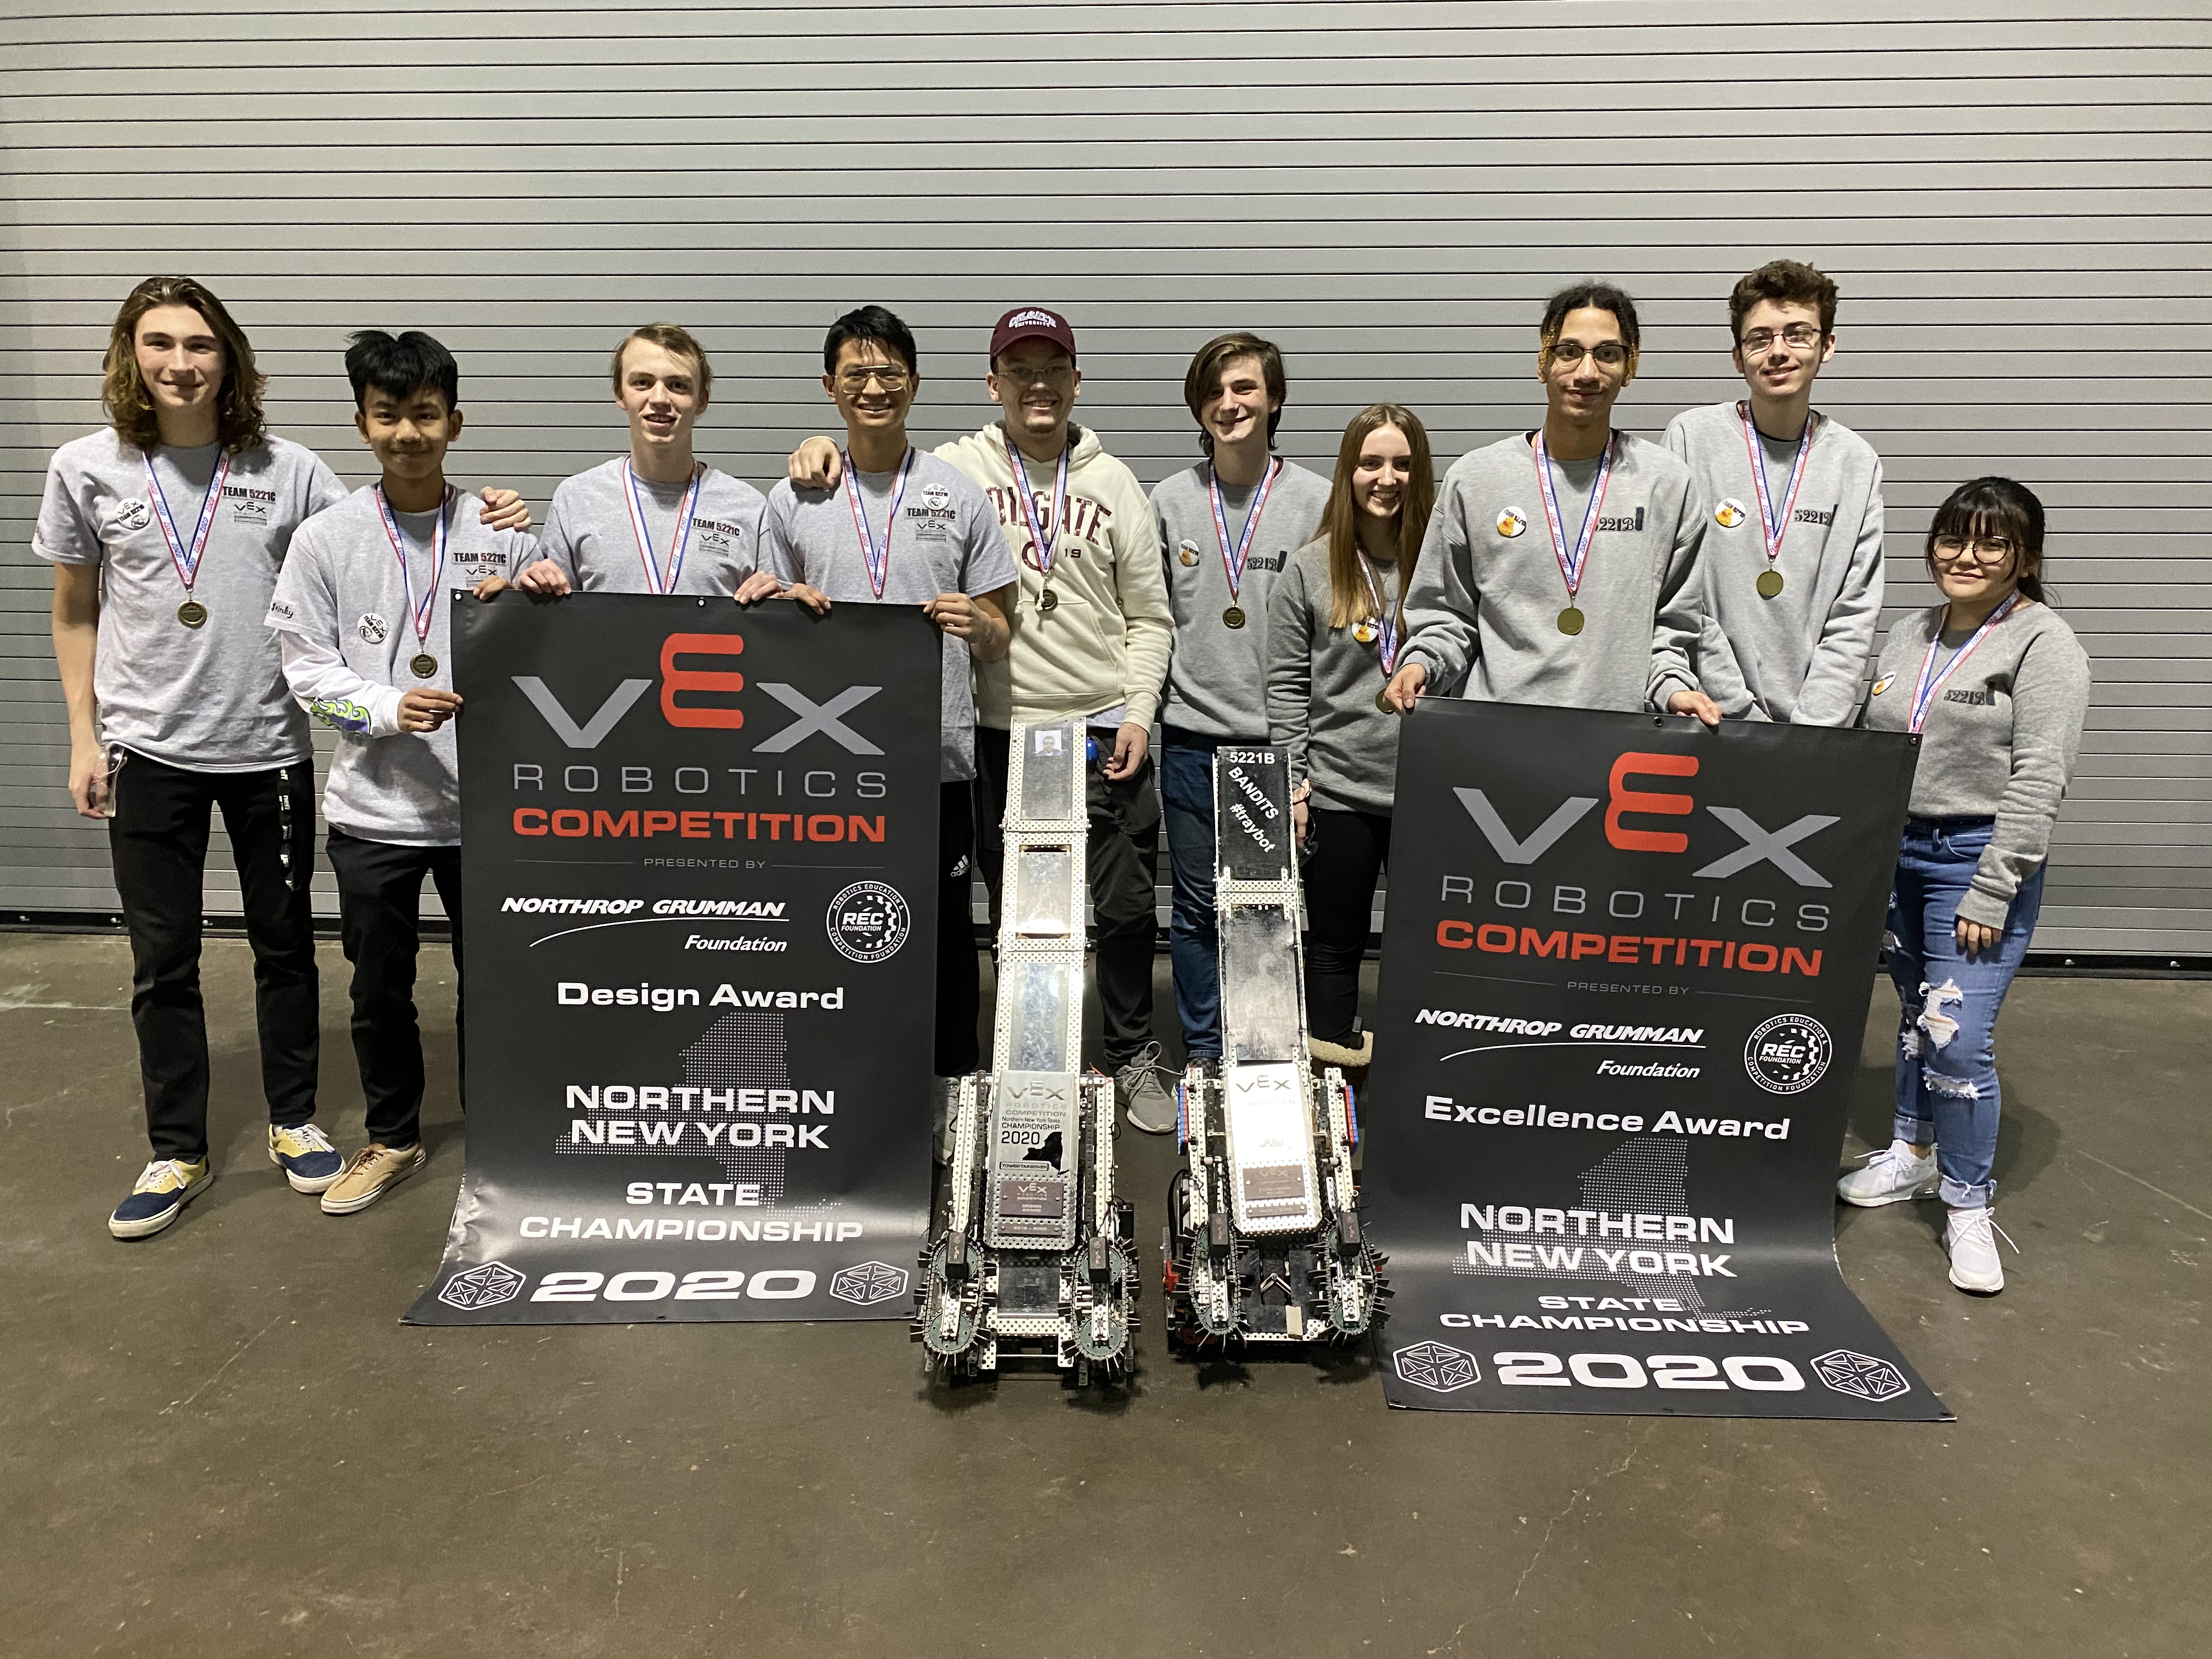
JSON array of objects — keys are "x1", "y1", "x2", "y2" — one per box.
[{"x1": 1886, "y1": 817, "x2": 2045, "y2": 1209}]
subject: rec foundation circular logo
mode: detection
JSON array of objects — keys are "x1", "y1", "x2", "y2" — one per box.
[
  {"x1": 827, "y1": 881, "x2": 911, "y2": 963},
  {"x1": 1744, "y1": 1013, "x2": 1833, "y2": 1095}
]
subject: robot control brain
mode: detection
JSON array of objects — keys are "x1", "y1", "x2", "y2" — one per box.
[
  {"x1": 914, "y1": 719, "x2": 1138, "y2": 1385},
  {"x1": 1166, "y1": 746, "x2": 1387, "y2": 1351}
]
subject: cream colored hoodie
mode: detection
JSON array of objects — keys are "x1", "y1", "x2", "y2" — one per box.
[{"x1": 936, "y1": 422, "x2": 1172, "y2": 732}]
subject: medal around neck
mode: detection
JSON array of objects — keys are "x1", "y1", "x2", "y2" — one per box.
[
  {"x1": 1557, "y1": 606, "x2": 1586, "y2": 636},
  {"x1": 1375, "y1": 688, "x2": 1397, "y2": 714},
  {"x1": 410, "y1": 653, "x2": 439, "y2": 680},
  {"x1": 1222, "y1": 605, "x2": 1247, "y2": 629},
  {"x1": 1757, "y1": 568, "x2": 1786, "y2": 599},
  {"x1": 1038, "y1": 588, "x2": 1058, "y2": 612},
  {"x1": 176, "y1": 599, "x2": 208, "y2": 629}
]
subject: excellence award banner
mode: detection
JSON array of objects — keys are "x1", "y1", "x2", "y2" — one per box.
[
  {"x1": 405, "y1": 593, "x2": 942, "y2": 1325},
  {"x1": 1363, "y1": 701, "x2": 1948, "y2": 1419}
]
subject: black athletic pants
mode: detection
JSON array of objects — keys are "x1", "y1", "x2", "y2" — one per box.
[
  {"x1": 325, "y1": 830, "x2": 464, "y2": 1151},
  {"x1": 935, "y1": 783, "x2": 981, "y2": 1076},
  {"x1": 973, "y1": 724, "x2": 1162, "y2": 1073},
  {"x1": 107, "y1": 748, "x2": 319, "y2": 1163},
  {"x1": 1304, "y1": 806, "x2": 1392, "y2": 1047}
]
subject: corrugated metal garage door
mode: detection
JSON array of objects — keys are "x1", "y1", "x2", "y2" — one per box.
[{"x1": 3, "y1": 1, "x2": 2204, "y2": 953}]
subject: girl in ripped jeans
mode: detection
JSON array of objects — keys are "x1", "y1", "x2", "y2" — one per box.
[{"x1": 1849, "y1": 478, "x2": 2090, "y2": 1295}]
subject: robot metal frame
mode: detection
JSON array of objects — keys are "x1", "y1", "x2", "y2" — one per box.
[
  {"x1": 914, "y1": 717, "x2": 1138, "y2": 1386},
  {"x1": 1165, "y1": 744, "x2": 1386, "y2": 1353}
]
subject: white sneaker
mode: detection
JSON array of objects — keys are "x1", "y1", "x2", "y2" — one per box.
[
  {"x1": 1945, "y1": 1206, "x2": 2013, "y2": 1295},
  {"x1": 1836, "y1": 1139, "x2": 1938, "y2": 1207}
]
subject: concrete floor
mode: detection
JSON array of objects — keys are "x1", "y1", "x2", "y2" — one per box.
[{"x1": 1, "y1": 932, "x2": 2205, "y2": 1659}]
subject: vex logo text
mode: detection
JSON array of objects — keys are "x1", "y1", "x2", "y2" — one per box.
[{"x1": 514, "y1": 630, "x2": 885, "y2": 755}]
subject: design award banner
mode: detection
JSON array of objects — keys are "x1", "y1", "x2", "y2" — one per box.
[{"x1": 405, "y1": 593, "x2": 942, "y2": 1325}]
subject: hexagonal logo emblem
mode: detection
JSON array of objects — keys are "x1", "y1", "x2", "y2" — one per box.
[
  {"x1": 1811, "y1": 1348, "x2": 1911, "y2": 1402},
  {"x1": 1391, "y1": 1340, "x2": 1481, "y2": 1393},
  {"x1": 828, "y1": 1260, "x2": 911, "y2": 1306},
  {"x1": 436, "y1": 1260, "x2": 526, "y2": 1311}
]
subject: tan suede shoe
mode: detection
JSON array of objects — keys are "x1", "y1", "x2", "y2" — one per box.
[{"x1": 319, "y1": 1142, "x2": 427, "y2": 1215}]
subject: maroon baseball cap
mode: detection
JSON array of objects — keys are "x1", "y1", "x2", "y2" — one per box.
[{"x1": 989, "y1": 307, "x2": 1077, "y2": 365}]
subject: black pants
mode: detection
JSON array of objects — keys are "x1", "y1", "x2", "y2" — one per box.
[
  {"x1": 935, "y1": 783, "x2": 981, "y2": 1076},
  {"x1": 974, "y1": 724, "x2": 1162, "y2": 1072},
  {"x1": 325, "y1": 830, "x2": 464, "y2": 1150},
  {"x1": 107, "y1": 749, "x2": 319, "y2": 1163},
  {"x1": 1305, "y1": 807, "x2": 1392, "y2": 1047}
]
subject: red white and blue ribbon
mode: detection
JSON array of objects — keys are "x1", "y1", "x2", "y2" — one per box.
[
  {"x1": 1909, "y1": 590, "x2": 2022, "y2": 733},
  {"x1": 623, "y1": 460, "x2": 703, "y2": 595},
  {"x1": 842, "y1": 447, "x2": 913, "y2": 600},
  {"x1": 1531, "y1": 430, "x2": 1613, "y2": 600},
  {"x1": 1355, "y1": 554, "x2": 1401, "y2": 676},
  {"x1": 1207, "y1": 455, "x2": 1281, "y2": 605},
  {"x1": 374, "y1": 484, "x2": 453, "y2": 652},
  {"x1": 1000, "y1": 428, "x2": 1069, "y2": 580},
  {"x1": 1737, "y1": 402, "x2": 1820, "y2": 564},
  {"x1": 143, "y1": 449, "x2": 231, "y2": 598}
]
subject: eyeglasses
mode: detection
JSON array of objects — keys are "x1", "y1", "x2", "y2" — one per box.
[
  {"x1": 1546, "y1": 340, "x2": 1629, "y2": 368},
  {"x1": 1739, "y1": 324, "x2": 1825, "y2": 354},
  {"x1": 994, "y1": 362, "x2": 1074, "y2": 387},
  {"x1": 1931, "y1": 535, "x2": 2018, "y2": 564},
  {"x1": 833, "y1": 365, "x2": 910, "y2": 393}
]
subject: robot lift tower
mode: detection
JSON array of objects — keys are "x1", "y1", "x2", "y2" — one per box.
[
  {"x1": 1167, "y1": 745, "x2": 1385, "y2": 1351},
  {"x1": 916, "y1": 718, "x2": 1138, "y2": 1386}
]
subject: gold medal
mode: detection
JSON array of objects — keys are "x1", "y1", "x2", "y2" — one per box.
[
  {"x1": 1375, "y1": 688, "x2": 1396, "y2": 714},
  {"x1": 410, "y1": 653, "x2": 439, "y2": 680},
  {"x1": 1353, "y1": 619, "x2": 1379, "y2": 646},
  {"x1": 1039, "y1": 588, "x2": 1058, "y2": 612},
  {"x1": 1557, "y1": 606, "x2": 1585, "y2": 636},
  {"x1": 1757, "y1": 568, "x2": 1785, "y2": 599},
  {"x1": 1223, "y1": 605, "x2": 1246, "y2": 629},
  {"x1": 176, "y1": 599, "x2": 208, "y2": 629}
]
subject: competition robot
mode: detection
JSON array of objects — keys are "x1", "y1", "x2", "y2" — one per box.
[
  {"x1": 916, "y1": 718, "x2": 1138, "y2": 1385},
  {"x1": 1165, "y1": 746, "x2": 1385, "y2": 1350}
]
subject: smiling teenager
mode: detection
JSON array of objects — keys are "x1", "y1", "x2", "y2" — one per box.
[
  {"x1": 783, "y1": 309, "x2": 1176, "y2": 1128},
  {"x1": 36, "y1": 278, "x2": 527, "y2": 1240},
  {"x1": 516, "y1": 324, "x2": 771, "y2": 600},
  {"x1": 758, "y1": 306, "x2": 1017, "y2": 1081},
  {"x1": 1153, "y1": 333, "x2": 1331, "y2": 1078},
  {"x1": 1848, "y1": 479, "x2": 2089, "y2": 1295},
  {"x1": 265, "y1": 331, "x2": 538, "y2": 1216},
  {"x1": 1266, "y1": 404, "x2": 1436, "y2": 1075},
  {"x1": 1665, "y1": 260, "x2": 1885, "y2": 724},
  {"x1": 1387, "y1": 284, "x2": 1719, "y2": 726}
]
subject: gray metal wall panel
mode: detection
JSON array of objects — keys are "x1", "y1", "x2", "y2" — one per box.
[{"x1": 3, "y1": 1, "x2": 2205, "y2": 952}]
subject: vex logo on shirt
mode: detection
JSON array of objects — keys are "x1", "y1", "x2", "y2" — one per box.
[
  {"x1": 106, "y1": 500, "x2": 153, "y2": 534},
  {"x1": 693, "y1": 517, "x2": 749, "y2": 555}
]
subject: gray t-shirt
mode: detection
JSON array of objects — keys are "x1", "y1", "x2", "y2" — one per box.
[
  {"x1": 1664, "y1": 401, "x2": 1884, "y2": 726},
  {"x1": 1863, "y1": 600, "x2": 2090, "y2": 928},
  {"x1": 266, "y1": 485, "x2": 537, "y2": 843},
  {"x1": 759, "y1": 448, "x2": 1017, "y2": 783},
  {"x1": 1153, "y1": 457, "x2": 1330, "y2": 739},
  {"x1": 33, "y1": 427, "x2": 346, "y2": 770},
  {"x1": 1399, "y1": 432, "x2": 1705, "y2": 714},
  {"x1": 1266, "y1": 537, "x2": 1404, "y2": 816},
  {"x1": 538, "y1": 457, "x2": 769, "y2": 595}
]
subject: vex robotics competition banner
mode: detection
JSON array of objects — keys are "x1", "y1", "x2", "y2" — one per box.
[
  {"x1": 405, "y1": 594, "x2": 941, "y2": 1325},
  {"x1": 1363, "y1": 701, "x2": 1948, "y2": 1420}
]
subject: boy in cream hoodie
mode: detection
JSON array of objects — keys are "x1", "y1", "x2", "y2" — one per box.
[{"x1": 786, "y1": 308, "x2": 1176, "y2": 1129}]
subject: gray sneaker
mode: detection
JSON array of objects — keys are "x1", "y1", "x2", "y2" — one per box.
[{"x1": 1116, "y1": 1042, "x2": 1177, "y2": 1135}]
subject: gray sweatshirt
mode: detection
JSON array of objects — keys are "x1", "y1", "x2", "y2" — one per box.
[
  {"x1": 1863, "y1": 600, "x2": 2091, "y2": 928},
  {"x1": 1399, "y1": 432, "x2": 1704, "y2": 712},
  {"x1": 1663, "y1": 400, "x2": 1884, "y2": 726},
  {"x1": 1266, "y1": 537, "x2": 1403, "y2": 816},
  {"x1": 1153, "y1": 457, "x2": 1330, "y2": 738}
]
